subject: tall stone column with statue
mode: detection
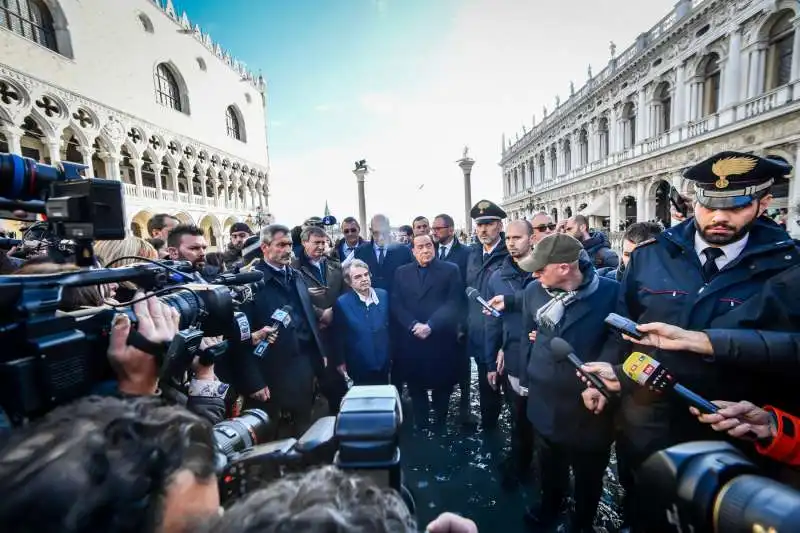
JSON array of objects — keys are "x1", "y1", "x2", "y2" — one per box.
[
  {"x1": 353, "y1": 159, "x2": 369, "y2": 239},
  {"x1": 457, "y1": 146, "x2": 475, "y2": 234}
]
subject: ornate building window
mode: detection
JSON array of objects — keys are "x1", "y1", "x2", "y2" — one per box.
[
  {"x1": 548, "y1": 145, "x2": 557, "y2": 178},
  {"x1": 138, "y1": 12, "x2": 154, "y2": 33},
  {"x1": 654, "y1": 82, "x2": 672, "y2": 134},
  {"x1": 766, "y1": 11, "x2": 794, "y2": 90},
  {"x1": 538, "y1": 152, "x2": 546, "y2": 182},
  {"x1": 563, "y1": 138, "x2": 572, "y2": 174},
  {"x1": 0, "y1": 0, "x2": 57, "y2": 51},
  {"x1": 226, "y1": 105, "x2": 245, "y2": 141},
  {"x1": 702, "y1": 53, "x2": 721, "y2": 116},
  {"x1": 154, "y1": 63, "x2": 183, "y2": 112},
  {"x1": 622, "y1": 102, "x2": 636, "y2": 149},
  {"x1": 578, "y1": 128, "x2": 588, "y2": 166},
  {"x1": 598, "y1": 117, "x2": 609, "y2": 158}
]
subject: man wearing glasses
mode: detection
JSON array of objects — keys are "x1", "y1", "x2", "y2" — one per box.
[
  {"x1": 530, "y1": 212, "x2": 557, "y2": 244},
  {"x1": 335, "y1": 217, "x2": 364, "y2": 263}
]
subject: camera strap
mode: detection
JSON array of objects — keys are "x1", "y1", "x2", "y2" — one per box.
[{"x1": 126, "y1": 329, "x2": 169, "y2": 366}]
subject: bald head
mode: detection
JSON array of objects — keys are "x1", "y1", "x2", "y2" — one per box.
[{"x1": 505, "y1": 219, "x2": 534, "y2": 259}]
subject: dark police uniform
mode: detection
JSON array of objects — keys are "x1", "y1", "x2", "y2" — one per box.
[
  {"x1": 601, "y1": 152, "x2": 800, "y2": 531},
  {"x1": 465, "y1": 200, "x2": 509, "y2": 429}
]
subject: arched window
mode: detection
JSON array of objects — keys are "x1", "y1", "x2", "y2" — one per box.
[
  {"x1": 598, "y1": 117, "x2": 609, "y2": 158},
  {"x1": 154, "y1": 63, "x2": 183, "y2": 112},
  {"x1": 622, "y1": 102, "x2": 636, "y2": 149},
  {"x1": 138, "y1": 12, "x2": 154, "y2": 33},
  {"x1": 578, "y1": 128, "x2": 588, "y2": 166},
  {"x1": 1, "y1": 0, "x2": 57, "y2": 51},
  {"x1": 654, "y1": 82, "x2": 672, "y2": 134},
  {"x1": 563, "y1": 139, "x2": 572, "y2": 173},
  {"x1": 703, "y1": 53, "x2": 721, "y2": 116},
  {"x1": 549, "y1": 145, "x2": 557, "y2": 178},
  {"x1": 766, "y1": 11, "x2": 795, "y2": 90},
  {"x1": 538, "y1": 153, "x2": 546, "y2": 182},
  {"x1": 226, "y1": 105, "x2": 243, "y2": 141}
]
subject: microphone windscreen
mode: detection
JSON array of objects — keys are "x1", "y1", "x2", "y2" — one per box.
[
  {"x1": 549, "y1": 337, "x2": 574, "y2": 359},
  {"x1": 622, "y1": 352, "x2": 659, "y2": 386},
  {"x1": 281, "y1": 304, "x2": 293, "y2": 313},
  {"x1": 465, "y1": 286, "x2": 479, "y2": 298}
]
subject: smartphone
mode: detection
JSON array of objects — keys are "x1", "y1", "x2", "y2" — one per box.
[
  {"x1": 604, "y1": 313, "x2": 644, "y2": 340},
  {"x1": 669, "y1": 186, "x2": 688, "y2": 218}
]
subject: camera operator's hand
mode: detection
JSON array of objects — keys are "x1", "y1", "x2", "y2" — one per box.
[
  {"x1": 108, "y1": 294, "x2": 179, "y2": 396},
  {"x1": 690, "y1": 400, "x2": 776, "y2": 440},
  {"x1": 426, "y1": 512, "x2": 478, "y2": 533},
  {"x1": 623, "y1": 322, "x2": 713, "y2": 355},
  {"x1": 192, "y1": 336, "x2": 223, "y2": 381}
]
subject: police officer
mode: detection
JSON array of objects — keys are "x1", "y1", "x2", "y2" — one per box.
[
  {"x1": 581, "y1": 151, "x2": 800, "y2": 531},
  {"x1": 465, "y1": 200, "x2": 509, "y2": 430}
]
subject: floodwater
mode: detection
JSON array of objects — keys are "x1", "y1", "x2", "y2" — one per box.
[{"x1": 399, "y1": 364, "x2": 625, "y2": 533}]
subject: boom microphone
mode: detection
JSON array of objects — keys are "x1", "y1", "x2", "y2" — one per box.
[
  {"x1": 550, "y1": 337, "x2": 611, "y2": 399},
  {"x1": 212, "y1": 271, "x2": 264, "y2": 285},
  {"x1": 622, "y1": 352, "x2": 719, "y2": 414},
  {"x1": 466, "y1": 286, "x2": 501, "y2": 318},
  {"x1": 253, "y1": 305, "x2": 293, "y2": 357}
]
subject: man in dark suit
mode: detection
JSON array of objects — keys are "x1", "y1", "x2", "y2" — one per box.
[
  {"x1": 432, "y1": 213, "x2": 474, "y2": 424},
  {"x1": 353, "y1": 214, "x2": 413, "y2": 296},
  {"x1": 391, "y1": 234, "x2": 463, "y2": 430},
  {"x1": 333, "y1": 216, "x2": 363, "y2": 263},
  {"x1": 291, "y1": 225, "x2": 348, "y2": 414},
  {"x1": 234, "y1": 224, "x2": 328, "y2": 439}
]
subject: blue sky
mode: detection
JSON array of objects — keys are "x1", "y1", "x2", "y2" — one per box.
[{"x1": 180, "y1": 0, "x2": 675, "y2": 228}]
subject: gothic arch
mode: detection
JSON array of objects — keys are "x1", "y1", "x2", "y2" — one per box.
[
  {"x1": 152, "y1": 60, "x2": 191, "y2": 115},
  {"x1": 222, "y1": 216, "x2": 238, "y2": 235},
  {"x1": 198, "y1": 214, "x2": 222, "y2": 248},
  {"x1": 130, "y1": 209, "x2": 155, "y2": 239},
  {"x1": 755, "y1": 2, "x2": 798, "y2": 43},
  {"x1": 173, "y1": 211, "x2": 194, "y2": 225}
]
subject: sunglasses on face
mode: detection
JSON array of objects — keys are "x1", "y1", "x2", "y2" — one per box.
[
  {"x1": 343, "y1": 229, "x2": 359, "y2": 234},
  {"x1": 533, "y1": 224, "x2": 556, "y2": 232}
]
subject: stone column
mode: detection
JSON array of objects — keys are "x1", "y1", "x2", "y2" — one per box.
[
  {"x1": 168, "y1": 166, "x2": 180, "y2": 203},
  {"x1": 102, "y1": 152, "x2": 121, "y2": 181},
  {"x1": 77, "y1": 146, "x2": 95, "y2": 178},
  {"x1": 0, "y1": 125, "x2": 22, "y2": 154},
  {"x1": 790, "y1": 143, "x2": 800, "y2": 239},
  {"x1": 458, "y1": 156, "x2": 475, "y2": 234},
  {"x1": 182, "y1": 168, "x2": 194, "y2": 204},
  {"x1": 353, "y1": 166, "x2": 369, "y2": 238},
  {"x1": 637, "y1": 90, "x2": 648, "y2": 143},
  {"x1": 635, "y1": 180, "x2": 646, "y2": 222},
  {"x1": 792, "y1": 17, "x2": 800, "y2": 82},
  {"x1": 747, "y1": 44, "x2": 767, "y2": 98},
  {"x1": 674, "y1": 61, "x2": 686, "y2": 126},
  {"x1": 723, "y1": 27, "x2": 742, "y2": 107},
  {"x1": 46, "y1": 138, "x2": 61, "y2": 164},
  {"x1": 131, "y1": 158, "x2": 144, "y2": 196},
  {"x1": 153, "y1": 163, "x2": 163, "y2": 196},
  {"x1": 608, "y1": 187, "x2": 618, "y2": 233}
]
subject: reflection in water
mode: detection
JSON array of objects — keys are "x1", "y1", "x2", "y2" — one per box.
[{"x1": 399, "y1": 362, "x2": 624, "y2": 533}]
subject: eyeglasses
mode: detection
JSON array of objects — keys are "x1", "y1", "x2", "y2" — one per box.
[
  {"x1": 533, "y1": 224, "x2": 556, "y2": 232},
  {"x1": 343, "y1": 228, "x2": 359, "y2": 234}
]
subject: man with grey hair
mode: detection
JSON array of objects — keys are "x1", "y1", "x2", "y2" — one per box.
[
  {"x1": 231, "y1": 224, "x2": 329, "y2": 439},
  {"x1": 353, "y1": 214, "x2": 413, "y2": 296}
]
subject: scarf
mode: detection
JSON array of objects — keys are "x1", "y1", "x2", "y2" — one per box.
[{"x1": 535, "y1": 262, "x2": 600, "y2": 330}]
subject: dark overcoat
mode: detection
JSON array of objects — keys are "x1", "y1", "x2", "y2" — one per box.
[{"x1": 391, "y1": 259, "x2": 463, "y2": 389}]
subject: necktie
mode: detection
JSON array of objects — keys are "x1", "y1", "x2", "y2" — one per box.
[
  {"x1": 483, "y1": 252, "x2": 490, "y2": 262},
  {"x1": 318, "y1": 263, "x2": 326, "y2": 285},
  {"x1": 701, "y1": 247, "x2": 724, "y2": 281},
  {"x1": 439, "y1": 246, "x2": 446, "y2": 260},
  {"x1": 377, "y1": 246, "x2": 385, "y2": 266}
]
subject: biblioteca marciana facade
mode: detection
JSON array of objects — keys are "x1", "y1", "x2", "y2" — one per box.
[
  {"x1": 0, "y1": 0, "x2": 271, "y2": 248},
  {"x1": 500, "y1": 0, "x2": 800, "y2": 245}
]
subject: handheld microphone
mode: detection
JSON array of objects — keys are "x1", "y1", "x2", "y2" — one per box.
[
  {"x1": 622, "y1": 352, "x2": 718, "y2": 414},
  {"x1": 254, "y1": 305, "x2": 293, "y2": 358},
  {"x1": 466, "y1": 286, "x2": 501, "y2": 318},
  {"x1": 212, "y1": 271, "x2": 265, "y2": 285},
  {"x1": 550, "y1": 337, "x2": 611, "y2": 399}
]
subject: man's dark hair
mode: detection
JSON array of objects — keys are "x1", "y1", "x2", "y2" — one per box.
[
  {"x1": 167, "y1": 224, "x2": 204, "y2": 249},
  {"x1": 341, "y1": 217, "x2": 359, "y2": 228},
  {"x1": 290, "y1": 225, "x2": 303, "y2": 246},
  {"x1": 412, "y1": 216, "x2": 428, "y2": 225},
  {"x1": 573, "y1": 214, "x2": 589, "y2": 229},
  {"x1": 301, "y1": 226, "x2": 328, "y2": 242},
  {"x1": 146, "y1": 214, "x2": 177, "y2": 237},
  {"x1": 623, "y1": 221, "x2": 663, "y2": 244},
  {"x1": 398, "y1": 225, "x2": 413, "y2": 237},
  {"x1": 434, "y1": 214, "x2": 454, "y2": 228},
  {"x1": 146, "y1": 238, "x2": 165, "y2": 252},
  {"x1": 203, "y1": 466, "x2": 416, "y2": 533},
  {"x1": 0, "y1": 396, "x2": 216, "y2": 533},
  {"x1": 412, "y1": 234, "x2": 434, "y2": 247}
]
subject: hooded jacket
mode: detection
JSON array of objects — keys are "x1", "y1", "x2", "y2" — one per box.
[{"x1": 582, "y1": 230, "x2": 619, "y2": 269}]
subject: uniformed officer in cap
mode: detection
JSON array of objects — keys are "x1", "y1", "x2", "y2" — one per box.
[
  {"x1": 580, "y1": 151, "x2": 800, "y2": 531},
  {"x1": 464, "y1": 200, "x2": 509, "y2": 429}
]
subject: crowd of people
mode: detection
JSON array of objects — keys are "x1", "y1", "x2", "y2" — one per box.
[{"x1": 0, "y1": 149, "x2": 798, "y2": 533}]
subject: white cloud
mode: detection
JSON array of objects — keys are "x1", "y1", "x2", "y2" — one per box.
[{"x1": 269, "y1": 0, "x2": 675, "y2": 228}]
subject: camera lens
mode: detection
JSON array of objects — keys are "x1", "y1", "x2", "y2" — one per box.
[
  {"x1": 715, "y1": 474, "x2": 800, "y2": 532},
  {"x1": 160, "y1": 291, "x2": 202, "y2": 329},
  {"x1": 213, "y1": 409, "x2": 271, "y2": 457}
]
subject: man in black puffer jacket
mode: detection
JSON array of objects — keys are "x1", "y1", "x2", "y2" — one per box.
[{"x1": 565, "y1": 215, "x2": 619, "y2": 269}]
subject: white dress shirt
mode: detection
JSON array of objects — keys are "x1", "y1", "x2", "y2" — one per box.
[
  {"x1": 694, "y1": 232, "x2": 749, "y2": 271},
  {"x1": 356, "y1": 288, "x2": 380, "y2": 307},
  {"x1": 438, "y1": 239, "x2": 453, "y2": 259}
]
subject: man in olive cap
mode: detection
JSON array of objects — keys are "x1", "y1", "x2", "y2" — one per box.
[{"x1": 516, "y1": 232, "x2": 618, "y2": 531}]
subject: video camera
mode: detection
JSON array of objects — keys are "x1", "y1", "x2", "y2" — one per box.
[
  {"x1": 0, "y1": 153, "x2": 125, "y2": 266},
  {"x1": 212, "y1": 385, "x2": 413, "y2": 512},
  {"x1": 638, "y1": 441, "x2": 800, "y2": 532},
  {"x1": 0, "y1": 262, "x2": 263, "y2": 425}
]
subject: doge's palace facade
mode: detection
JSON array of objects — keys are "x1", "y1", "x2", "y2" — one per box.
[
  {"x1": 500, "y1": 0, "x2": 800, "y2": 245},
  {"x1": 0, "y1": 0, "x2": 271, "y2": 248}
]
